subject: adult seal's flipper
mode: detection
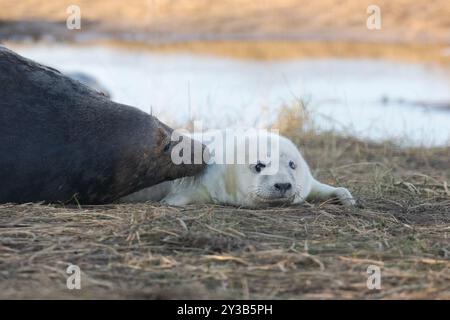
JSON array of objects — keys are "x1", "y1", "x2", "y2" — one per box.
[{"x1": 0, "y1": 45, "x2": 207, "y2": 204}]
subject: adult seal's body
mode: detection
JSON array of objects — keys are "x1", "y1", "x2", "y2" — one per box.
[
  {"x1": 123, "y1": 130, "x2": 356, "y2": 207},
  {"x1": 0, "y1": 46, "x2": 206, "y2": 204}
]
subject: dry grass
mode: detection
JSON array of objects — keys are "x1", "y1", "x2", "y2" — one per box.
[{"x1": 1, "y1": 115, "x2": 448, "y2": 299}]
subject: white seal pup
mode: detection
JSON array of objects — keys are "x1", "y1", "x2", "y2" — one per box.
[{"x1": 121, "y1": 130, "x2": 355, "y2": 207}]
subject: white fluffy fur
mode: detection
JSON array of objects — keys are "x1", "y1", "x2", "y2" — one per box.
[{"x1": 121, "y1": 131, "x2": 355, "y2": 207}]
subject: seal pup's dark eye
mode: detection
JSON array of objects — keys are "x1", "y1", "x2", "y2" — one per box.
[
  {"x1": 289, "y1": 161, "x2": 296, "y2": 169},
  {"x1": 254, "y1": 161, "x2": 266, "y2": 173}
]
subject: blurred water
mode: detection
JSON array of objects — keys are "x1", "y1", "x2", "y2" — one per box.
[{"x1": 10, "y1": 44, "x2": 450, "y2": 146}]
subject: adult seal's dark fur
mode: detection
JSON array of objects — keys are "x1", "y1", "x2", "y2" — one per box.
[{"x1": 0, "y1": 45, "x2": 206, "y2": 204}]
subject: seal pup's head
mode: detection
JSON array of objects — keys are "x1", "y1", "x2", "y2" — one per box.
[{"x1": 215, "y1": 131, "x2": 312, "y2": 208}]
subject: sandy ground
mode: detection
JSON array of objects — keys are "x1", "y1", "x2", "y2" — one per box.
[
  {"x1": 0, "y1": 0, "x2": 449, "y2": 44},
  {"x1": 1, "y1": 1, "x2": 449, "y2": 63}
]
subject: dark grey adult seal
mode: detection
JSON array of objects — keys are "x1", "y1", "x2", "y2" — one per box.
[{"x1": 0, "y1": 45, "x2": 206, "y2": 204}]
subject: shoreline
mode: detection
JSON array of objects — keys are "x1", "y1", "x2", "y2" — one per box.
[{"x1": 4, "y1": 38, "x2": 450, "y2": 64}]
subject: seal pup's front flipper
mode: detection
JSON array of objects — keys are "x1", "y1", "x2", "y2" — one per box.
[{"x1": 307, "y1": 179, "x2": 356, "y2": 206}]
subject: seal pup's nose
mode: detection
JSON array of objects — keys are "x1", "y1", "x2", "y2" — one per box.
[{"x1": 274, "y1": 183, "x2": 292, "y2": 194}]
